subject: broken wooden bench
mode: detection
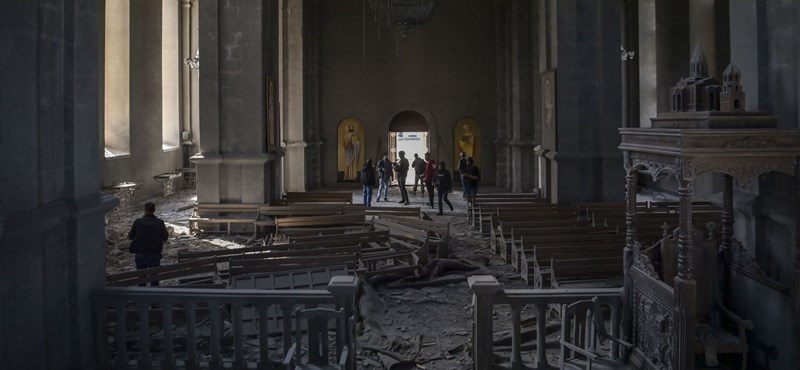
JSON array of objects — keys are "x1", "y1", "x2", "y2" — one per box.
[
  {"x1": 106, "y1": 257, "x2": 220, "y2": 287},
  {"x1": 280, "y1": 191, "x2": 354, "y2": 205}
]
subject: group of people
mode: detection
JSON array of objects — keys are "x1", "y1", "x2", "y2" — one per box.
[{"x1": 360, "y1": 150, "x2": 480, "y2": 215}]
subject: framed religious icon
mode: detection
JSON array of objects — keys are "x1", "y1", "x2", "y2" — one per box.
[
  {"x1": 541, "y1": 69, "x2": 557, "y2": 151},
  {"x1": 453, "y1": 117, "x2": 480, "y2": 169},
  {"x1": 337, "y1": 117, "x2": 366, "y2": 182},
  {"x1": 266, "y1": 75, "x2": 278, "y2": 152}
]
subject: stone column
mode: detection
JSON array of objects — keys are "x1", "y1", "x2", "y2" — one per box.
[
  {"x1": 468, "y1": 276, "x2": 502, "y2": 370},
  {"x1": 181, "y1": 0, "x2": 195, "y2": 165},
  {"x1": 794, "y1": 157, "x2": 800, "y2": 368},
  {"x1": 281, "y1": 0, "x2": 306, "y2": 192},
  {"x1": 673, "y1": 180, "x2": 696, "y2": 370},
  {"x1": 689, "y1": 0, "x2": 718, "y2": 77},
  {"x1": 0, "y1": 0, "x2": 116, "y2": 368},
  {"x1": 193, "y1": 0, "x2": 222, "y2": 202}
]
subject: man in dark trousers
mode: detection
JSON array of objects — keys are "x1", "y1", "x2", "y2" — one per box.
[
  {"x1": 394, "y1": 151, "x2": 410, "y2": 205},
  {"x1": 411, "y1": 153, "x2": 425, "y2": 195},
  {"x1": 128, "y1": 202, "x2": 169, "y2": 286},
  {"x1": 457, "y1": 152, "x2": 468, "y2": 198},
  {"x1": 423, "y1": 152, "x2": 437, "y2": 208},
  {"x1": 463, "y1": 157, "x2": 481, "y2": 197}
]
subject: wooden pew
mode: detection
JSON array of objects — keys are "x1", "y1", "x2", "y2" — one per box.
[
  {"x1": 273, "y1": 214, "x2": 367, "y2": 238},
  {"x1": 189, "y1": 203, "x2": 261, "y2": 234},
  {"x1": 372, "y1": 218, "x2": 431, "y2": 265},
  {"x1": 281, "y1": 191, "x2": 354, "y2": 205},
  {"x1": 379, "y1": 214, "x2": 450, "y2": 258},
  {"x1": 549, "y1": 256, "x2": 624, "y2": 288},
  {"x1": 519, "y1": 237, "x2": 625, "y2": 287},
  {"x1": 508, "y1": 226, "x2": 616, "y2": 271},
  {"x1": 494, "y1": 219, "x2": 594, "y2": 256},
  {"x1": 341, "y1": 205, "x2": 422, "y2": 219},
  {"x1": 106, "y1": 258, "x2": 220, "y2": 287}
]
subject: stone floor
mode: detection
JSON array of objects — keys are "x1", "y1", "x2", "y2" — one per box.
[{"x1": 104, "y1": 185, "x2": 556, "y2": 369}]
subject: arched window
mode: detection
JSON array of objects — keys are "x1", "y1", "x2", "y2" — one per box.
[
  {"x1": 104, "y1": 0, "x2": 131, "y2": 158},
  {"x1": 162, "y1": 0, "x2": 180, "y2": 150}
]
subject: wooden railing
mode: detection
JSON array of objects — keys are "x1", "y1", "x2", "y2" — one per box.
[
  {"x1": 468, "y1": 275, "x2": 624, "y2": 369},
  {"x1": 92, "y1": 276, "x2": 358, "y2": 370}
]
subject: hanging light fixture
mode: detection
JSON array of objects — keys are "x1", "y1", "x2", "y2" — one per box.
[{"x1": 366, "y1": 0, "x2": 437, "y2": 37}]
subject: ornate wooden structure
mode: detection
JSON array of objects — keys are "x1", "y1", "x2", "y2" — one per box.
[{"x1": 619, "y1": 98, "x2": 800, "y2": 369}]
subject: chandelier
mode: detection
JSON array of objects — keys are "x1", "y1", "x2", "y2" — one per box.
[{"x1": 366, "y1": 0, "x2": 437, "y2": 36}]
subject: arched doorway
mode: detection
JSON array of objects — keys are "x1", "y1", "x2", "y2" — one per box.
[{"x1": 388, "y1": 111, "x2": 430, "y2": 164}]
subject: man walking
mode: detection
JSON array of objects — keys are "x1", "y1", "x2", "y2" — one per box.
[
  {"x1": 361, "y1": 158, "x2": 377, "y2": 207},
  {"x1": 128, "y1": 202, "x2": 169, "y2": 286},
  {"x1": 411, "y1": 153, "x2": 425, "y2": 195},
  {"x1": 423, "y1": 152, "x2": 436, "y2": 208},
  {"x1": 376, "y1": 153, "x2": 392, "y2": 202},
  {"x1": 457, "y1": 152, "x2": 468, "y2": 198},
  {"x1": 394, "y1": 151, "x2": 410, "y2": 205},
  {"x1": 463, "y1": 157, "x2": 481, "y2": 197}
]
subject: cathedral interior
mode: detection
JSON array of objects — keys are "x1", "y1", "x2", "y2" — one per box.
[{"x1": 1, "y1": 0, "x2": 799, "y2": 369}]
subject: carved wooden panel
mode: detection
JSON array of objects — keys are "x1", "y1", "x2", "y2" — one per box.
[{"x1": 630, "y1": 266, "x2": 674, "y2": 370}]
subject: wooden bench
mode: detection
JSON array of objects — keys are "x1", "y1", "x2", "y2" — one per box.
[
  {"x1": 476, "y1": 203, "x2": 569, "y2": 235},
  {"x1": 106, "y1": 258, "x2": 220, "y2": 287},
  {"x1": 281, "y1": 191, "x2": 354, "y2": 205},
  {"x1": 189, "y1": 203, "x2": 261, "y2": 234},
  {"x1": 494, "y1": 219, "x2": 594, "y2": 255},
  {"x1": 228, "y1": 253, "x2": 360, "y2": 277},
  {"x1": 549, "y1": 256, "x2": 624, "y2": 288},
  {"x1": 372, "y1": 218, "x2": 431, "y2": 265},
  {"x1": 273, "y1": 214, "x2": 367, "y2": 239},
  {"x1": 519, "y1": 237, "x2": 625, "y2": 287},
  {"x1": 470, "y1": 200, "x2": 548, "y2": 229},
  {"x1": 341, "y1": 205, "x2": 422, "y2": 219},
  {"x1": 379, "y1": 214, "x2": 450, "y2": 258},
  {"x1": 468, "y1": 194, "x2": 545, "y2": 225},
  {"x1": 507, "y1": 226, "x2": 616, "y2": 270}
]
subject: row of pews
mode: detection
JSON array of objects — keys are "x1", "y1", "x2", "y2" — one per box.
[
  {"x1": 108, "y1": 200, "x2": 450, "y2": 288},
  {"x1": 468, "y1": 193, "x2": 722, "y2": 288}
]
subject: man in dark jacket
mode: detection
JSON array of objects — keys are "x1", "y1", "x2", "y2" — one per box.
[
  {"x1": 128, "y1": 202, "x2": 169, "y2": 286},
  {"x1": 376, "y1": 153, "x2": 392, "y2": 202},
  {"x1": 463, "y1": 157, "x2": 481, "y2": 197},
  {"x1": 435, "y1": 161, "x2": 455, "y2": 215},
  {"x1": 423, "y1": 152, "x2": 436, "y2": 208},
  {"x1": 361, "y1": 158, "x2": 377, "y2": 207},
  {"x1": 411, "y1": 153, "x2": 426, "y2": 195},
  {"x1": 457, "y1": 152, "x2": 468, "y2": 198},
  {"x1": 394, "y1": 151, "x2": 410, "y2": 205}
]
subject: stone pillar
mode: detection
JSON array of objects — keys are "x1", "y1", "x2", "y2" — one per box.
[
  {"x1": 281, "y1": 0, "x2": 306, "y2": 192},
  {"x1": 794, "y1": 157, "x2": 800, "y2": 369},
  {"x1": 673, "y1": 181, "x2": 696, "y2": 370},
  {"x1": 494, "y1": 0, "x2": 511, "y2": 190},
  {"x1": 551, "y1": 0, "x2": 624, "y2": 203},
  {"x1": 193, "y1": 0, "x2": 222, "y2": 202},
  {"x1": 638, "y1": 0, "x2": 690, "y2": 126},
  {"x1": 0, "y1": 0, "x2": 116, "y2": 368},
  {"x1": 467, "y1": 276, "x2": 502, "y2": 370},
  {"x1": 689, "y1": 0, "x2": 718, "y2": 77},
  {"x1": 181, "y1": 0, "x2": 195, "y2": 166},
  {"x1": 193, "y1": 0, "x2": 276, "y2": 203},
  {"x1": 507, "y1": 0, "x2": 536, "y2": 193}
]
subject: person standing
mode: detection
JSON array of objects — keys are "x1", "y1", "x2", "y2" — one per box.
[
  {"x1": 435, "y1": 162, "x2": 455, "y2": 215},
  {"x1": 463, "y1": 157, "x2": 481, "y2": 197},
  {"x1": 423, "y1": 152, "x2": 436, "y2": 208},
  {"x1": 376, "y1": 153, "x2": 392, "y2": 202},
  {"x1": 457, "y1": 152, "x2": 468, "y2": 198},
  {"x1": 411, "y1": 153, "x2": 425, "y2": 195},
  {"x1": 361, "y1": 158, "x2": 377, "y2": 207},
  {"x1": 128, "y1": 202, "x2": 169, "y2": 286},
  {"x1": 394, "y1": 151, "x2": 410, "y2": 205}
]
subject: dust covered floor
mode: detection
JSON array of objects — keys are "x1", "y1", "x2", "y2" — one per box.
[{"x1": 105, "y1": 186, "x2": 561, "y2": 369}]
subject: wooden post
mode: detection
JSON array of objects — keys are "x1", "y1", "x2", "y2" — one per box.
[
  {"x1": 327, "y1": 275, "x2": 359, "y2": 370},
  {"x1": 622, "y1": 154, "x2": 636, "y2": 348},
  {"x1": 468, "y1": 276, "x2": 502, "y2": 370},
  {"x1": 673, "y1": 182, "x2": 696, "y2": 370}
]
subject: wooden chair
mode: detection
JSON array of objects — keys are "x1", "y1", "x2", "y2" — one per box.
[
  {"x1": 283, "y1": 307, "x2": 351, "y2": 370},
  {"x1": 559, "y1": 297, "x2": 633, "y2": 370}
]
